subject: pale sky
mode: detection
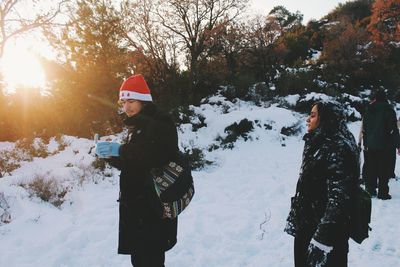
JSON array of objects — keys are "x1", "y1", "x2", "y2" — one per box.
[{"x1": 249, "y1": 0, "x2": 349, "y2": 23}]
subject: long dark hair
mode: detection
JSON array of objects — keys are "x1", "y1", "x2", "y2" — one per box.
[
  {"x1": 313, "y1": 100, "x2": 360, "y2": 172},
  {"x1": 314, "y1": 100, "x2": 346, "y2": 135}
]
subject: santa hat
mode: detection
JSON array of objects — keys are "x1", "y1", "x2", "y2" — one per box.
[{"x1": 119, "y1": 74, "x2": 153, "y2": 102}]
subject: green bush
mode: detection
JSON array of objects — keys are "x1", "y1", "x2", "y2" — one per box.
[
  {"x1": 280, "y1": 121, "x2": 303, "y2": 136},
  {"x1": 217, "y1": 119, "x2": 254, "y2": 149},
  {"x1": 182, "y1": 147, "x2": 213, "y2": 170},
  {"x1": 275, "y1": 68, "x2": 317, "y2": 96}
]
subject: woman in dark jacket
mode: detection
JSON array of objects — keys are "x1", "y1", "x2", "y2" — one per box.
[
  {"x1": 285, "y1": 101, "x2": 360, "y2": 267},
  {"x1": 96, "y1": 74, "x2": 178, "y2": 267}
]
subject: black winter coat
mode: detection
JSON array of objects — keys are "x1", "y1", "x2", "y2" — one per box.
[
  {"x1": 363, "y1": 101, "x2": 400, "y2": 150},
  {"x1": 285, "y1": 118, "x2": 360, "y2": 246},
  {"x1": 108, "y1": 103, "x2": 179, "y2": 254}
]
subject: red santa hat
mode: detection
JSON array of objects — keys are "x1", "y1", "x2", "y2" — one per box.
[{"x1": 119, "y1": 74, "x2": 153, "y2": 102}]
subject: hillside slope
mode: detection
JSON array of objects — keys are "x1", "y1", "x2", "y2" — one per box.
[{"x1": 0, "y1": 95, "x2": 399, "y2": 267}]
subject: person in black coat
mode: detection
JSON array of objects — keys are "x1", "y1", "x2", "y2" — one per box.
[
  {"x1": 285, "y1": 101, "x2": 360, "y2": 267},
  {"x1": 96, "y1": 74, "x2": 179, "y2": 267},
  {"x1": 362, "y1": 89, "x2": 400, "y2": 199}
]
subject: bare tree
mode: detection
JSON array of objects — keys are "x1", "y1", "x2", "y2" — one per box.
[
  {"x1": 121, "y1": 0, "x2": 179, "y2": 81},
  {"x1": 155, "y1": 0, "x2": 248, "y2": 96},
  {"x1": 244, "y1": 15, "x2": 282, "y2": 82},
  {"x1": 0, "y1": 0, "x2": 67, "y2": 58}
]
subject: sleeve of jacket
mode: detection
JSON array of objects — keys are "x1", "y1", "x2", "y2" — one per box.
[
  {"x1": 386, "y1": 107, "x2": 400, "y2": 148},
  {"x1": 118, "y1": 117, "x2": 178, "y2": 170},
  {"x1": 313, "y1": 143, "x2": 353, "y2": 246}
]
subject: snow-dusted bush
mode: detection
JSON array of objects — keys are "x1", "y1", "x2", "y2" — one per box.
[
  {"x1": 15, "y1": 138, "x2": 50, "y2": 159},
  {"x1": 291, "y1": 92, "x2": 335, "y2": 113},
  {"x1": 182, "y1": 147, "x2": 213, "y2": 170},
  {"x1": 201, "y1": 94, "x2": 234, "y2": 114},
  {"x1": 274, "y1": 67, "x2": 315, "y2": 96},
  {"x1": 176, "y1": 90, "x2": 304, "y2": 171},
  {"x1": 219, "y1": 85, "x2": 247, "y2": 102},
  {"x1": 173, "y1": 106, "x2": 195, "y2": 124},
  {"x1": 245, "y1": 82, "x2": 275, "y2": 104},
  {"x1": 174, "y1": 106, "x2": 207, "y2": 132},
  {"x1": 337, "y1": 93, "x2": 366, "y2": 121},
  {"x1": 0, "y1": 137, "x2": 60, "y2": 177},
  {"x1": 0, "y1": 150, "x2": 22, "y2": 177},
  {"x1": 279, "y1": 94, "x2": 301, "y2": 109},
  {"x1": 70, "y1": 163, "x2": 104, "y2": 186},
  {"x1": 214, "y1": 119, "x2": 254, "y2": 150},
  {"x1": 280, "y1": 121, "x2": 303, "y2": 136},
  {"x1": 0, "y1": 192, "x2": 11, "y2": 224},
  {"x1": 20, "y1": 175, "x2": 69, "y2": 208},
  {"x1": 280, "y1": 92, "x2": 363, "y2": 121},
  {"x1": 91, "y1": 157, "x2": 107, "y2": 172},
  {"x1": 0, "y1": 209, "x2": 11, "y2": 224},
  {"x1": 53, "y1": 135, "x2": 71, "y2": 153}
]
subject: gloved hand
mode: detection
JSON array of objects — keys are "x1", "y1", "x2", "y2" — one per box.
[
  {"x1": 95, "y1": 142, "x2": 121, "y2": 158},
  {"x1": 306, "y1": 239, "x2": 333, "y2": 267}
]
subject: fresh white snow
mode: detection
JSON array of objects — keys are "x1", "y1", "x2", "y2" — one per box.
[{"x1": 1, "y1": 95, "x2": 399, "y2": 267}]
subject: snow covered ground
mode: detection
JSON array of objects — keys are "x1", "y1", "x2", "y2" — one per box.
[{"x1": 0, "y1": 95, "x2": 399, "y2": 267}]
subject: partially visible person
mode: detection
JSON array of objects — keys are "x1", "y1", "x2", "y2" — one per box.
[
  {"x1": 388, "y1": 117, "x2": 400, "y2": 179},
  {"x1": 285, "y1": 101, "x2": 360, "y2": 267},
  {"x1": 362, "y1": 89, "x2": 400, "y2": 200},
  {"x1": 95, "y1": 74, "x2": 179, "y2": 267},
  {"x1": 358, "y1": 121, "x2": 368, "y2": 185}
]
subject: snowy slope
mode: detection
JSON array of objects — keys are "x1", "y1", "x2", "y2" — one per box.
[{"x1": 0, "y1": 95, "x2": 399, "y2": 267}]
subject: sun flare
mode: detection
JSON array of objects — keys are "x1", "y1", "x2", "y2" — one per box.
[{"x1": 1, "y1": 46, "x2": 47, "y2": 94}]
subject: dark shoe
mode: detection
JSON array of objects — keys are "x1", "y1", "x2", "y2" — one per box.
[{"x1": 377, "y1": 194, "x2": 392, "y2": 200}]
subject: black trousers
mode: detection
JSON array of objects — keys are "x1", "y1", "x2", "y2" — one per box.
[
  {"x1": 365, "y1": 149, "x2": 391, "y2": 195},
  {"x1": 389, "y1": 147, "x2": 396, "y2": 178},
  {"x1": 130, "y1": 248, "x2": 165, "y2": 267},
  {"x1": 361, "y1": 149, "x2": 368, "y2": 184},
  {"x1": 294, "y1": 233, "x2": 348, "y2": 267}
]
